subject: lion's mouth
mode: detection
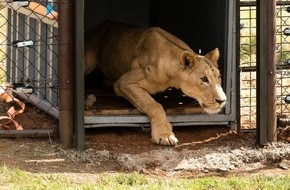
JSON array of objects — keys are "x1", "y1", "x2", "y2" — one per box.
[{"x1": 201, "y1": 103, "x2": 224, "y2": 114}]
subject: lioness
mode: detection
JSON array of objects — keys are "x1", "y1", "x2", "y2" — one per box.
[{"x1": 85, "y1": 21, "x2": 227, "y2": 146}]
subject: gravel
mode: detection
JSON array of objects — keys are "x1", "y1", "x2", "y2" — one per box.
[
  {"x1": 59, "y1": 140, "x2": 290, "y2": 173},
  {"x1": 115, "y1": 142, "x2": 290, "y2": 172}
]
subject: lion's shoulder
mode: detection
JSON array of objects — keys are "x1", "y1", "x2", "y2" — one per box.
[{"x1": 139, "y1": 27, "x2": 191, "y2": 54}]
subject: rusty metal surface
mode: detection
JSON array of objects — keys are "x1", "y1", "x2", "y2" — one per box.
[
  {"x1": 256, "y1": 0, "x2": 277, "y2": 144},
  {"x1": 0, "y1": 129, "x2": 55, "y2": 138},
  {"x1": 74, "y1": 0, "x2": 85, "y2": 150},
  {"x1": 58, "y1": 0, "x2": 74, "y2": 148}
]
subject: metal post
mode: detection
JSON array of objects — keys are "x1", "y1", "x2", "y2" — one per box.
[
  {"x1": 256, "y1": 0, "x2": 277, "y2": 145},
  {"x1": 58, "y1": 0, "x2": 74, "y2": 148},
  {"x1": 0, "y1": 129, "x2": 55, "y2": 138},
  {"x1": 74, "y1": 0, "x2": 85, "y2": 150}
]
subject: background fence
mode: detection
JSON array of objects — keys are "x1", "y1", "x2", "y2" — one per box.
[
  {"x1": 240, "y1": 0, "x2": 290, "y2": 129},
  {"x1": 1, "y1": 0, "x2": 290, "y2": 132},
  {"x1": 0, "y1": 0, "x2": 58, "y2": 131}
]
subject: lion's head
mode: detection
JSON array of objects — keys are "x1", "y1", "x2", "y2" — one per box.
[{"x1": 179, "y1": 48, "x2": 226, "y2": 114}]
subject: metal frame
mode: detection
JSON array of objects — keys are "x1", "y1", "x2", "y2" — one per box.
[
  {"x1": 82, "y1": 0, "x2": 238, "y2": 130},
  {"x1": 4, "y1": 0, "x2": 279, "y2": 147},
  {"x1": 239, "y1": 0, "x2": 290, "y2": 131},
  {"x1": 75, "y1": 0, "x2": 85, "y2": 150},
  {"x1": 238, "y1": 0, "x2": 277, "y2": 144},
  {"x1": 4, "y1": 0, "x2": 238, "y2": 149}
]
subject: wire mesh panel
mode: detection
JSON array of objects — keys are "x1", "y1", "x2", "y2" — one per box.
[
  {"x1": 0, "y1": 0, "x2": 58, "y2": 131},
  {"x1": 240, "y1": 0, "x2": 290, "y2": 129},
  {"x1": 276, "y1": 1, "x2": 290, "y2": 120},
  {"x1": 240, "y1": 0, "x2": 257, "y2": 129}
]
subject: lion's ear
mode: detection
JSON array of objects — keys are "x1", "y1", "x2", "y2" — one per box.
[
  {"x1": 205, "y1": 48, "x2": 219, "y2": 68},
  {"x1": 181, "y1": 51, "x2": 198, "y2": 70}
]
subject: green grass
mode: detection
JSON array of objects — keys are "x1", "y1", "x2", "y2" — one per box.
[{"x1": 1, "y1": 165, "x2": 290, "y2": 190}]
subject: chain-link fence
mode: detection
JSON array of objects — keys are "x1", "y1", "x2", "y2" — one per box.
[
  {"x1": 0, "y1": 0, "x2": 58, "y2": 131},
  {"x1": 3, "y1": 0, "x2": 286, "y2": 133},
  {"x1": 240, "y1": 0, "x2": 290, "y2": 129}
]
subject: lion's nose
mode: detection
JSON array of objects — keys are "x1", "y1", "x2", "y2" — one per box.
[{"x1": 215, "y1": 99, "x2": 226, "y2": 105}]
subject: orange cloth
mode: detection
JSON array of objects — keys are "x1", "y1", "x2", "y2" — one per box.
[
  {"x1": 28, "y1": 2, "x2": 58, "y2": 20},
  {"x1": 0, "y1": 90, "x2": 25, "y2": 130}
]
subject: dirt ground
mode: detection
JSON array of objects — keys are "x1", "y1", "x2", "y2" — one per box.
[{"x1": 1, "y1": 125, "x2": 290, "y2": 179}]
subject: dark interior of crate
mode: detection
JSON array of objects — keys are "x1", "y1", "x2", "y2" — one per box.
[{"x1": 84, "y1": 0, "x2": 228, "y2": 116}]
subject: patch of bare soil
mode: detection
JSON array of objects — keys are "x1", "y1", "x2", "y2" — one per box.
[{"x1": 1, "y1": 125, "x2": 290, "y2": 178}]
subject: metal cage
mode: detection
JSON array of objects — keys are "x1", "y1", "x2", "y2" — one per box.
[{"x1": 239, "y1": 0, "x2": 290, "y2": 129}]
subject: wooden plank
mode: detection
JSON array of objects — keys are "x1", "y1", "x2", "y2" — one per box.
[
  {"x1": 85, "y1": 107, "x2": 204, "y2": 116},
  {"x1": 85, "y1": 88, "x2": 205, "y2": 116}
]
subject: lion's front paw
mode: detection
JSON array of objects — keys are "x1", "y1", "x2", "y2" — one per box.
[{"x1": 151, "y1": 133, "x2": 178, "y2": 146}]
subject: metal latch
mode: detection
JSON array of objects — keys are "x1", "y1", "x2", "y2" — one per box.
[
  {"x1": 8, "y1": 0, "x2": 30, "y2": 7},
  {"x1": 12, "y1": 40, "x2": 33, "y2": 48}
]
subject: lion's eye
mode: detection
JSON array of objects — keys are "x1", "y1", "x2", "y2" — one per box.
[{"x1": 201, "y1": 77, "x2": 209, "y2": 83}]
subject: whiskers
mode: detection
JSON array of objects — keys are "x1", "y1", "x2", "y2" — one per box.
[
  {"x1": 223, "y1": 102, "x2": 230, "y2": 108},
  {"x1": 189, "y1": 100, "x2": 199, "y2": 106},
  {"x1": 186, "y1": 96, "x2": 227, "y2": 114},
  {"x1": 221, "y1": 102, "x2": 230, "y2": 111},
  {"x1": 188, "y1": 99, "x2": 208, "y2": 114}
]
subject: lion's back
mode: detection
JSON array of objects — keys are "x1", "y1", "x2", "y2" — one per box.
[{"x1": 85, "y1": 21, "x2": 191, "y2": 84}]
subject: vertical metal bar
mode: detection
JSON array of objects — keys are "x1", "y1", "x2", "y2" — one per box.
[
  {"x1": 58, "y1": 0, "x2": 74, "y2": 148},
  {"x1": 7, "y1": 8, "x2": 13, "y2": 82},
  {"x1": 28, "y1": 18, "x2": 35, "y2": 83},
  {"x1": 229, "y1": 0, "x2": 238, "y2": 129},
  {"x1": 38, "y1": 22, "x2": 47, "y2": 100},
  {"x1": 16, "y1": 14, "x2": 24, "y2": 82},
  {"x1": 225, "y1": 0, "x2": 232, "y2": 115},
  {"x1": 256, "y1": 0, "x2": 277, "y2": 145},
  {"x1": 47, "y1": 25, "x2": 54, "y2": 103},
  {"x1": 52, "y1": 27, "x2": 59, "y2": 108},
  {"x1": 23, "y1": 15, "x2": 29, "y2": 82},
  {"x1": 74, "y1": 0, "x2": 85, "y2": 150},
  {"x1": 11, "y1": 10, "x2": 17, "y2": 82},
  {"x1": 236, "y1": 0, "x2": 241, "y2": 131}
]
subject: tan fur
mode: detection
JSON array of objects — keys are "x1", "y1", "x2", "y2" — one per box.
[{"x1": 85, "y1": 21, "x2": 227, "y2": 146}]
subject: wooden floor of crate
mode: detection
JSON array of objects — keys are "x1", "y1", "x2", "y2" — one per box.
[{"x1": 85, "y1": 88, "x2": 204, "y2": 115}]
